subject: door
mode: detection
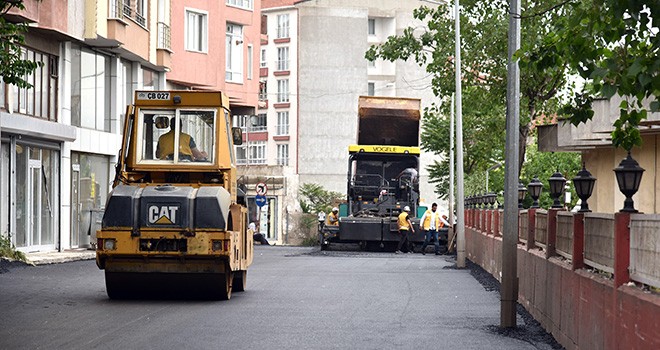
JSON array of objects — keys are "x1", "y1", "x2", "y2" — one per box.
[
  {"x1": 28, "y1": 159, "x2": 42, "y2": 248},
  {"x1": 71, "y1": 165, "x2": 81, "y2": 247}
]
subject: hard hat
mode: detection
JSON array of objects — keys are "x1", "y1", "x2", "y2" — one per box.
[
  {"x1": 403, "y1": 206, "x2": 411, "y2": 212},
  {"x1": 332, "y1": 207, "x2": 339, "y2": 212}
]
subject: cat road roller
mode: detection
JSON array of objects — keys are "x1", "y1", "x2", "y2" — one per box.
[{"x1": 96, "y1": 90, "x2": 252, "y2": 300}]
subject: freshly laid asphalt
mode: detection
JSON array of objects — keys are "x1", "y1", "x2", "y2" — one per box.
[{"x1": 0, "y1": 246, "x2": 561, "y2": 349}]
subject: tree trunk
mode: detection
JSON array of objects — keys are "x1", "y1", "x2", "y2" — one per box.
[{"x1": 518, "y1": 124, "x2": 530, "y2": 177}]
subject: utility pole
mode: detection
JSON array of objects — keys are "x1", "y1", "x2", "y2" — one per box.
[
  {"x1": 501, "y1": 0, "x2": 521, "y2": 328},
  {"x1": 454, "y1": 0, "x2": 466, "y2": 268},
  {"x1": 449, "y1": 93, "x2": 455, "y2": 230}
]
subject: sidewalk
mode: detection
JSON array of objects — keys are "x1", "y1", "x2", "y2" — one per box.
[{"x1": 26, "y1": 248, "x2": 96, "y2": 265}]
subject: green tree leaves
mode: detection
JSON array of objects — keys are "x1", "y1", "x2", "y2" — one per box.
[
  {"x1": 534, "y1": 0, "x2": 659, "y2": 151},
  {"x1": 299, "y1": 183, "x2": 343, "y2": 215},
  {"x1": 0, "y1": 1, "x2": 41, "y2": 89},
  {"x1": 367, "y1": 0, "x2": 569, "y2": 197}
]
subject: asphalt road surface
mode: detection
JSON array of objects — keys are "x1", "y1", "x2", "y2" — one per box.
[{"x1": 0, "y1": 246, "x2": 559, "y2": 350}]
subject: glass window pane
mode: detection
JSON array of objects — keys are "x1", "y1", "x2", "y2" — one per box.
[
  {"x1": 41, "y1": 54, "x2": 49, "y2": 119},
  {"x1": 104, "y1": 56, "x2": 111, "y2": 132},
  {"x1": 1, "y1": 143, "x2": 8, "y2": 239},
  {"x1": 31, "y1": 166, "x2": 39, "y2": 245},
  {"x1": 0, "y1": 80, "x2": 4, "y2": 109},
  {"x1": 15, "y1": 144, "x2": 27, "y2": 247},
  {"x1": 40, "y1": 149, "x2": 57, "y2": 245},
  {"x1": 80, "y1": 51, "x2": 95, "y2": 128},
  {"x1": 34, "y1": 53, "x2": 42, "y2": 117},
  {"x1": 96, "y1": 54, "x2": 106, "y2": 131}
]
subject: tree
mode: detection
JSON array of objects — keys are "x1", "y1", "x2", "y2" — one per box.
[
  {"x1": 298, "y1": 183, "x2": 343, "y2": 215},
  {"x1": 421, "y1": 90, "x2": 505, "y2": 199},
  {"x1": 520, "y1": 137, "x2": 581, "y2": 209},
  {"x1": 366, "y1": 0, "x2": 569, "y2": 198},
  {"x1": 529, "y1": 0, "x2": 659, "y2": 151},
  {"x1": 0, "y1": 0, "x2": 40, "y2": 88}
]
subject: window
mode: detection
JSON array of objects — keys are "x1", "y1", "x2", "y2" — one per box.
[
  {"x1": 260, "y1": 48, "x2": 267, "y2": 68},
  {"x1": 135, "y1": 0, "x2": 147, "y2": 26},
  {"x1": 277, "y1": 47, "x2": 289, "y2": 71},
  {"x1": 226, "y1": 23, "x2": 244, "y2": 83},
  {"x1": 368, "y1": 18, "x2": 376, "y2": 35},
  {"x1": 138, "y1": 109, "x2": 216, "y2": 164},
  {"x1": 250, "y1": 141, "x2": 266, "y2": 164},
  {"x1": 277, "y1": 111, "x2": 289, "y2": 135},
  {"x1": 253, "y1": 113, "x2": 267, "y2": 132},
  {"x1": 185, "y1": 9, "x2": 208, "y2": 52},
  {"x1": 233, "y1": 114, "x2": 249, "y2": 129},
  {"x1": 259, "y1": 81, "x2": 267, "y2": 101},
  {"x1": 226, "y1": 0, "x2": 253, "y2": 10},
  {"x1": 71, "y1": 45, "x2": 111, "y2": 132},
  {"x1": 277, "y1": 14, "x2": 289, "y2": 39},
  {"x1": 2, "y1": 46, "x2": 58, "y2": 121},
  {"x1": 143, "y1": 68, "x2": 161, "y2": 90},
  {"x1": 157, "y1": 0, "x2": 171, "y2": 49},
  {"x1": 247, "y1": 45, "x2": 253, "y2": 80},
  {"x1": 114, "y1": 0, "x2": 147, "y2": 27},
  {"x1": 277, "y1": 79, "x2": 289, "y2": 103},
  {"x1": 235, "y1": 140, "x2": 266, "y2": 165},
  {"x1": 368, "y1": 82, "x2": 375, "y2": 96},
  {"x1": 277, "y1": 144, "x2": 289, "y2": 166}
]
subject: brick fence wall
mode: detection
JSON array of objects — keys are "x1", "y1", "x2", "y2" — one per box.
[{"x1": 464, "y1": 209, "x2": 660, "y2": 350}]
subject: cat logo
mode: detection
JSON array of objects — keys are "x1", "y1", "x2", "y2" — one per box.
[{"x1": 148, "y1": 205, "x2": 179, "y2": 225}]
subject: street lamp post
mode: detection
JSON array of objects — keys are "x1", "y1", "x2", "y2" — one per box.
[
  {"x1": 614, "y1": 152, "x2": 645, "y2": 213},
  {"x1": 548, "y1": 171, "x2": 567, "y2": 209},
  {"x1": 517, "y1": 181, "x2": 527, "y2": 209},
  {"x1": 573, "y1": 164, "x2": 596, "y2": 213},
  {"x1": 527, "y1": 177, "x2": 543, "y2": 208}
]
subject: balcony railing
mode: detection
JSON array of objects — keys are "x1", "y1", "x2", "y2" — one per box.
[
  {"x1": 123, "y1": 1, "x2": 131, "y2": 17},
  {"x1": 110, "y1": 0, "x2": 122, "y2": 18},
  {"x1": 109, "y1": 0, "x2": 147, "y2": 28},
  {"x1": 157, "y1": 22, "x2": 171, "y2": 50}
]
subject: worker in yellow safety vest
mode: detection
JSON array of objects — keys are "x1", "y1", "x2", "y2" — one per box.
[
  {"x1": 395, "y1": 206, "x2": 415, "y2": 254},
  {"x1": 327, "y1": 207, "x2": 339, "y2": 226},
  {"x1": 156, "y1": 117, "x2": 208, "y2": 161},
  {"x1": 419, "y1": 203, "x2": 450, "y2": 255}
]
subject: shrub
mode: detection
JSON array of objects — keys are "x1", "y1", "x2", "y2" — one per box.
[{"x1": 0, "y1": 235, "x2": 27, "y2": 262}]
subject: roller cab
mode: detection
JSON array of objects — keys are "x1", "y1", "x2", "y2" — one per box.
[{"x1": 96, "y1": 91, "x2": 252, "y2": 300}]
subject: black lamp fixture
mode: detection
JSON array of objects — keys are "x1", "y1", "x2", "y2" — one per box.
[
  {"x1": 487, "y1": 192, "x2": 497, "y2": 209},
  {"x1": 527, "y1": 177, "x2": 543, "y2": 208},
  {"x1": 548, "y1": 170, "x2": 567, "y2": 209},
  {"x1": 573, "y1": 163, "x2": 596, "y2": 212},
  {"x1": 517, "y1": 181, "x2": 527, "y2": 209},
  {"x1": 614, "y1": 152, "x2": 645, "y2": 213}
]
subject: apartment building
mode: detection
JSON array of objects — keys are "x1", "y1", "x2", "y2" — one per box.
[
  {"x1": 0, "y1": 0, "x2": 262, "y2": 253},
  {"x1": 259, "y1": 0, "x2": 442, "y2": 241}
]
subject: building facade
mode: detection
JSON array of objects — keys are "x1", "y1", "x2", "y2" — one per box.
[
  {"x1": 538, "y1": 95, "x2": 660, "y2": 213},
  {"x1": 0, "y1": 0, "x2": 262, "y2": 253},
  {"x1": 257, "y1": 0, "x2": 442, "y2": 243}
]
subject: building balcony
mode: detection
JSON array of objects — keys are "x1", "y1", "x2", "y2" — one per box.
[
  {"x1": 102, "y1": 0, "x2": 149, "y2": 60},
  {"x1": 156, "y1": 22, "x2": 172, "y2": 69},
  {"x1": 273, "y1": 102, "x2": 290, "y2": 109},
  {"x1": 538, "y1": 95, "x2": 660, "y2": 152},
  {"x1": 6, "y1": 0, "x2": 69, "y2": 34}
]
